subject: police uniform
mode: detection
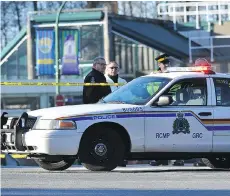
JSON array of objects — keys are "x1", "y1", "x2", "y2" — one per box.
[
  {"x1": 149, "y1": 54, "x2": 185, "y2": 167},
  {"x1": 83, "y1": 68, "x2": 111, "y2": 104},
  {"x1": 147, "y1": 54, "x2": 170, "y2": 95},
  {"x1": 155, "y1": 53, "x2": 170, "y2": 71}
]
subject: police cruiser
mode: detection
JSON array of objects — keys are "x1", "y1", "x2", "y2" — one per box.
[{"x1": 1, "y1": 65, "x2": 230, "y2": 171}]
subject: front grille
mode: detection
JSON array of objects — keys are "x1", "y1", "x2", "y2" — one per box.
[{"x1": 26, "y1": 118, "x2": 37, "y2": 129}]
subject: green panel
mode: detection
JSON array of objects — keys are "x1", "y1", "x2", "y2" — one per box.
[
  {"x1": 0, "y1": 27, "x2": 27, "y2": 60},
  {"x1": 31, "y1": 11, "x2": 104, "y2": 23}
]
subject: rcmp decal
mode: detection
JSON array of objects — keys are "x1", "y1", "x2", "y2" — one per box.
[
  {"x1": 192, "y1": 133, "x2": 203, "y2": 138},
  {"x1": 173, "y1": 112, "x2": 190, "y2": 134},
  {"x1": 122, "y1": 107, "x2": 143, "y2": 113},
  {"x1": 156, "y1": 133, "x2": 170, "y2": 138}
]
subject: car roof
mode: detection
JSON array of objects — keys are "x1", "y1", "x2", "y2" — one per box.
[
  {"x1": 147, "y1": 72, "x2": 205, "y2": 79},
  {"x1": 143, "y1": 71, "x2": 230, "y2": 80}
]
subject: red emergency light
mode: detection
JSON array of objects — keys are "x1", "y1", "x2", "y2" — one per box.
[{"x1": 194, "y1": 58, "x2": 211, "y2": 67}]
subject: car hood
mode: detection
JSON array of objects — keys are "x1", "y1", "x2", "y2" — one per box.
[{"x1": 27, "y1": 103, "x2": 143, "y2": 119}]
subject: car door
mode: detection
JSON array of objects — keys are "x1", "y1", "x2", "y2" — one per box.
[
  {"x1": 145, "y1": 77, "x2": 214, "y2": 152},
  {"x1": 211, "y1": 77, "x2": 230, "y2": 152}
]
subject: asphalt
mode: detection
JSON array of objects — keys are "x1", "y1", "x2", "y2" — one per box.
[{"x1": 1, "y1": 165, "x2": 230, "y2": 196}]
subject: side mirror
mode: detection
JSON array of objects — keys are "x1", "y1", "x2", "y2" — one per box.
[{"x1": 157, "y1": 96, "x2": 173, "y2": 106}]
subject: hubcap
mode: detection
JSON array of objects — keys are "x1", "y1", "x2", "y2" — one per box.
[{"x1": 94, "y1": 143, "x2": 107, "y2": 157}]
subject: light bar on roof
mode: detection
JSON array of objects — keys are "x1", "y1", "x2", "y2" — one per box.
[{"x1": 167, "y1": 66, "x2": 214, "y2": 72}]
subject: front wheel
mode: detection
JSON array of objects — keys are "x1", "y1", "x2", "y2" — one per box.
[
  {"x1": 78, "y1": 127, "x2": 125, "y2": 171},
  {"x1": 202, "y1": 157, "x2": 230, "y2": 169},
  {"x1": 35, "y1": 157, "x2": 76, "y2": 171}
]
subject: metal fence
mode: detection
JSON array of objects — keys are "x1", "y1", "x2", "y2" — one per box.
[
  {"x1": 189, "y1": 35, "x2": 230, "y2": 63},
  {"x1": 157, "y1": 1, "x2": 230, "y2": 30}
]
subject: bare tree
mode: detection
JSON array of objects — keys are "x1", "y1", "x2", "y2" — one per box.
[
  {"x1": 32, "y1": 1, "x2": 38, "y2": 11},
  {"x1": 140, "y1": 2, "x2": 145, "y2": 18},
  {"x1": 0, "y1": 2, "x2": 10, "y2": 49},
  {"x1": 122, "y1": 2, "x2": 127, "y2": 15},
  {"x1": 1, "y1": 1, "x2": 160, "y2": 50},
  {"x1": 6, "y1": 2, "x2": 27, "y2": 32},
  {"x1": 117, "y1": 1, "x2": 158, "y2": 19},
  {"x1": 85, "y1": 1, "x2": 118, "y2": 14},
  {"x1": 128, "y1": 1, "x2": 133, "y2": 16},
  {"x1": 85, "y1": 1, "x2": 99, "y2": 8}
]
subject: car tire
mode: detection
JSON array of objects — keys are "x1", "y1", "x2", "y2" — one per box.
[
  {"x1": 35, "y1": 157, "x2": 76, "y2": 171},
  {"x1": 79, "y1": 127, "x2": 125, "y2": 171},
  {"x1": 202, "y1": 157, "x2": 230, "y2": 169}
]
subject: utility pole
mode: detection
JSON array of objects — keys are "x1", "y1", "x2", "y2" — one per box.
[
  {"x1": 55, "y1": 1, "x2": 66, "y2": 95},
  {"x1": 103, "y1": 6, "x2": 110, "y2": 64},
  {"x1": 27, "y1": 12, "x2": 34, "y2": 79}
]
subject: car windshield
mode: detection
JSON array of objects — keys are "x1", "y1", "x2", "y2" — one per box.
[{"x1": 101, "y1": 76, "x2": 172, "y2": 105}]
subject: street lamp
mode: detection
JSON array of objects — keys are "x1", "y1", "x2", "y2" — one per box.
[{"x1": 55, "y1": 1, "x2": 66, "y2": 95}]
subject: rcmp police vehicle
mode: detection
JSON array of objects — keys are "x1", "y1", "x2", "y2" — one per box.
[{"x1": 1, "y1": 65, "x2": 230, "y2": 171}]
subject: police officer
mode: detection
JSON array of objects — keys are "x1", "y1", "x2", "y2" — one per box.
[
  {"x1": 149, "y1": 54, "x2": 184, "y2": 166},
  {"x1": 147, "y1": 54, "x2": 170, "y2": 96},
  {"x1": 154, "y1": 53, "x2": 170, "y2": 73},
  {"x1": 83, "y1": 57, "x2": 111, "y2": 104}
]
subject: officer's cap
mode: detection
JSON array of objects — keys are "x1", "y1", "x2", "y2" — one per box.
[{"x1": 155, "y1": 53, "x2": 170, "y2": 64}]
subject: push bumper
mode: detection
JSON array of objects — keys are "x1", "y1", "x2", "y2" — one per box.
[
  {"x1": 1, "y1": 112, "x2": 83, "y2": 155},
  {"x1": 1, "y1": 112, "x2": 34, "y2": 151}
]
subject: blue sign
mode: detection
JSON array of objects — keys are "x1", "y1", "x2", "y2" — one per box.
[
  {"x1": 61, "y1": 32, "x2": 80, "y2": 75},
  {"x1": 36, "y1": 30, "x2": 55, "y2": 76}
]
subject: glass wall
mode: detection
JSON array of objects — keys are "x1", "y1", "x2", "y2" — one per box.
[
  {"x1": 114, "y1": 34, "x2": 161, "y2": 75},
  {"x1": 80, "y1": 25, "x2": 104, "y2": 61},
  {"x1": 1, "y1": 24, "x2": 104, "y2": 80},
  {"x1": 113, "y1": 34, "x2": 186, "y2": 76},
  {"x1": 1, "y1": 41, "x2": 27, "y2": 80}
]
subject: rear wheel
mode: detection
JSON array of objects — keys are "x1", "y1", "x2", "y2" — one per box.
[
  {"x1": 35, "y1": 157, "x2": 76, "y2": 171},
  {"x1": 202, "y1": 157, "x2": 230, "y2": 169},
  {"x1": 79, "y1": 127, "x2": 125, "y2": 171}
]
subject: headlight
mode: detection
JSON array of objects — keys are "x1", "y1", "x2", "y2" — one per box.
[{"x1": 33, "y1": 119, "x2": 77, "y2": 130}]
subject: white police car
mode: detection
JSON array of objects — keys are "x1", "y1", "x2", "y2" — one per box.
[{"x1": 1, "y1": 66, "x2": 230, "y2": 171}]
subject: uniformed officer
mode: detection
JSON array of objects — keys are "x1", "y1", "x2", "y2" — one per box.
[
  {"x1": 147, "y1": 53, "x2": 171, "y2": 96},
  {"x1": 154, "y1": 53, "x2": 170, "y2": 73},
  {"x1": 149, "y1": 54, "x2": 185, "y2": 167},
  {"x1": 83, "y1": 57, "x2": 111, "y2": 104}
]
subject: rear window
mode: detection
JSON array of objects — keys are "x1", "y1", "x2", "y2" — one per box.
[{"x1": 213, "y1": 78, "x2": 230, "y2": 106}]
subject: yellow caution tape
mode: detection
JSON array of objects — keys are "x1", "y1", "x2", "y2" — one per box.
[
  {"x1": 0, "y1": 154, "x2": 28, "y2": 158},
  {"x1": 1, "y1": 82, "x2": 125, "y2": 86}
]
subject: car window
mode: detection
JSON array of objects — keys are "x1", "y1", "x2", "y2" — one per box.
[
  {"x1": 213, "y1": 78, "x2": 230, "y2": 106},
  {"x1": 102, "y1": 77, "x2": 172, "y2": 105},
  {"x1": 161, "y1": 78, "x2": 207, "y2": 106}
]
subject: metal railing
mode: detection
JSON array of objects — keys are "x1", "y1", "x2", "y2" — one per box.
[
  {"x1": 157, "y1": 1, "x2": 230, "y2": 30},
  {"x1": 189, "y1": 35, "x2": 230, "y2": 63}
]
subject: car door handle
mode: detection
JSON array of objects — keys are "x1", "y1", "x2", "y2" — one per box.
[{"x1": 198, "y1": 112, "x2": 212, "y2": 116}]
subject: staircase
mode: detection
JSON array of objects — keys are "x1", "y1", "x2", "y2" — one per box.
[{"x1": 157, "y1": 1, "x2": 230, "y2": 64}]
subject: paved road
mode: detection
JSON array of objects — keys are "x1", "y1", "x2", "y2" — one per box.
[{"x1": 1, "y1": 165, "x2": 230, "y2": 196}]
